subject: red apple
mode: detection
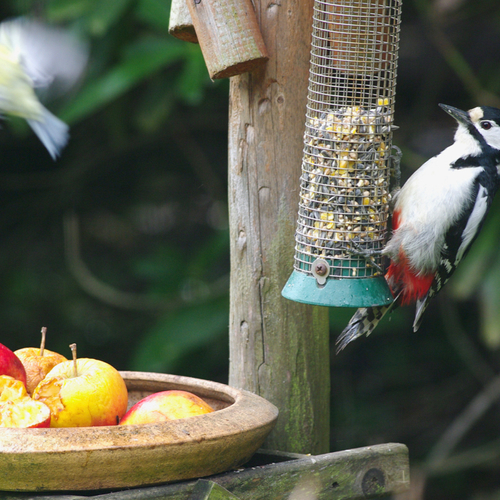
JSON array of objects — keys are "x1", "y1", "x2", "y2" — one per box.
[
  {"x1": 0, "y1": 343, "x2": 27, "y2": 387},
  {"x1": 120, "y1": 390, "x2": 213, "y2": 425},
  {"x1": 32, "y1": 344, "x2": 128, "y2": 427}
]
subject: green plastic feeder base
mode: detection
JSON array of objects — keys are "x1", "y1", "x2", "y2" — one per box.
[{"x1": 281, "y1": 270, "x2": 394, "y2": 308}]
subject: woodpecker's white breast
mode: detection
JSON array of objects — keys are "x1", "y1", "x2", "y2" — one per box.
[{"x1": 383, "y1": 141, "x2": 483, "y2": 274}]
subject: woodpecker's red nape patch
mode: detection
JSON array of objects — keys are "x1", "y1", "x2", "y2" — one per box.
[{"x1": 385, "y1": 252, "x2": 434, "y2": 306}]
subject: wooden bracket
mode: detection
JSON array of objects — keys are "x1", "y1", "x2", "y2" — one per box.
[
  {"x1": 185, "y1": 0, "x2": 268, "y2": 79},
  {"x1": 169, "y1": 0, "x2": 198, "y2": 43}
]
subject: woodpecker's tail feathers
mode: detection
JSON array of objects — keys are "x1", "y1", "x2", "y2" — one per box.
[
  {"x1": 27, "y1": 106, "x2": 69, "y2": 159},
  {"x1": 413, "y1": 289, "x2": 435, "y2": 332},
  {"x1": 336, "y1": 303, "x2": 394, "y2": 353}
]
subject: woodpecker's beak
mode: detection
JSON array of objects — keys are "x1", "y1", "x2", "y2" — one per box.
[{"x1": 439, "y1": 104, "x2": 471, "y2": 126}]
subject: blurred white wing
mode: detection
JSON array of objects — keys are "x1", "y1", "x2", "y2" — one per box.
[
  {"x1": 0, "y1": 18, "x2": 88, "y2": 158},
  {"x1": 0, "y1": 18, "x2": 88, "y2": 94}
]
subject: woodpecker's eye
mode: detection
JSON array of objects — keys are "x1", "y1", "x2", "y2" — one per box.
[{"x1": 480, "y1": 121, "x2": 492, "y2": 130}]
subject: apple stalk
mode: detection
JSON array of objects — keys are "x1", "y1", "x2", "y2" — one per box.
[
  {"x1": 40, "y1": 327, "x2": 47, "y2": 357},
  {"x1": 70, "y1": 343, "x2": 78, "y2": 377}
]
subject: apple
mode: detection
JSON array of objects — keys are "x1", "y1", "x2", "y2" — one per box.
[
  {"x1": 32, "y1": 344, "x2": 128, "y2": 427},
  {"x1": 0, "y1": 374, "x2": 29, "y2": 402},
  {"x1": 0, "y1": 342, "x2": 27, "y2": 387},
  {"x1": 15, "y1": 327, "x2": 67, "y2": 395},
  {"x1": 0, "y1": 375, "x2": 51, "y2": 428},
  {"x1": 120, "y1": 390, "x2": 213, "y2": 425},
  {"x1": 0, "y1": 399, "x2": 52, "y2": 428}
]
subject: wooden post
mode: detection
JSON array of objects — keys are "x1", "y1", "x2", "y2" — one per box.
[{"x1": 228, "y1": 0, "x2": 330, "y2": 454}]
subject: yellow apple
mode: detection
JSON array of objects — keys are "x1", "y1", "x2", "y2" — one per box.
[
  {"x1": 14, "y1": 327, "x2": 67, "y2": 395},
  {"x1": 15, "y1": 327, "x2": 67, "y2": 395},
  {"x1": 0, "y1": 374, "x2": 28, "y2": 402},
  {"x1": 32, "y1": 346, "x2": 128, "y2": 427},
  {"x1": 120, "y1": 390, "x2": 213, "y2": 425},
  {"x1": 0, "y1": 399, "x2": 52, "y2": 428},
  {"x1": 0, "y1": 342, "x2": 27, "y2": 387},
  {"x1": 0, "y1": 375, "x2": 51, "y2": 428},
  {"x1": 15, "y1": 347, "x2": 67, "y2": 395}
]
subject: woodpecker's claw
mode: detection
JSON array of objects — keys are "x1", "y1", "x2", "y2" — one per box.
[{"x1": 346, "y1": 241, "x2": 385, "y2": 274}]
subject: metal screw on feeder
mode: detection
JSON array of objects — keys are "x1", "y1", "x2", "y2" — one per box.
[{"x1": 282, "y1": 0, "x2": 402, "y2": 308}]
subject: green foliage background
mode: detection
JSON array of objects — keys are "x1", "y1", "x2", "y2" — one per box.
[{"x1": 1, "y1": 0, "x2": 500, "y2": 498}]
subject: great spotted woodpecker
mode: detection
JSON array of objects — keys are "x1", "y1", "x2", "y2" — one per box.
[{"x1": 337, "y1": 104, "x2": 500, "y2": 351}]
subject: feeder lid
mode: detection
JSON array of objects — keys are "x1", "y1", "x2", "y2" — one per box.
[{"x1": 282, "y1": 270, "x2": 393, "y2": 308}]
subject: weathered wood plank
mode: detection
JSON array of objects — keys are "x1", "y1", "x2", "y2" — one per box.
[
  {"x1": 188, "y1": 480, "x2": 241, "y2": 500},
  {"x1": 211, "y1": 444, "x2": 410, "y2": 500},
  {"x1": 227, "y1": 0, "x2": 331, "y2": 455},
  {"x1": 3, "y1": 444, "x2": 408, "y2": 499}
]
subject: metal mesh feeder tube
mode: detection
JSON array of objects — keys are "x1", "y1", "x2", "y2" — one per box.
[{"x1": 282, "y1": 0, "x2": 402, "y2": 308}]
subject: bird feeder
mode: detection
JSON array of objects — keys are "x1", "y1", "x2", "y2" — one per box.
[{"x1": 282, "y1": 0, "x2": 402, "y2": 308}]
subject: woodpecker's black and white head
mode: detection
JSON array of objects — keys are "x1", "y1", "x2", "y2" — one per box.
[{"x1": 440, "y1": 104, "x2": 500, "y2": 154}]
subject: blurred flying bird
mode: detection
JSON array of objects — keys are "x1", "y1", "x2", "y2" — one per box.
[{"x1": 0, "y1": 18, "x2": 88, "y2": 159}]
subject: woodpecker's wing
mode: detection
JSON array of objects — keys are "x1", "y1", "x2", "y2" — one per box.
[{"x1": 413, "y1": 181, "x2": 493, "y2": 331}]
